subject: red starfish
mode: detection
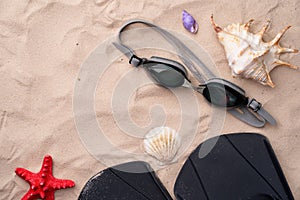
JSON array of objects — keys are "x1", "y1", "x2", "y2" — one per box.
[{"x1": 15, "y1": 155, "x2": 75, "y2": 200}]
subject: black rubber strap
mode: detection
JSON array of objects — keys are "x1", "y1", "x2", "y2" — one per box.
[
  {"x1": 113, "y1": 19, "x2": 214, "y2": 82},
  {"x1": 257, "y1": 107, "x2": 277, "y2": 125},
  {"x1": 228, "y1": 107, "x2": 266, "y2": 128}
]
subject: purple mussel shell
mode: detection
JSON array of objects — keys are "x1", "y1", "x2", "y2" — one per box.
[{"x1": 182, "y1": 10, "x2": 198, "y2": 33}]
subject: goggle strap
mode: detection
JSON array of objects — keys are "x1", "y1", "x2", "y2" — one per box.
[
  {"x1": 256, "y1": 106, "x2": 277, "y2": 126},
  {"x1": 129, "y1": 55, "x2": 144, "y2": 67},
  {"x1": 112, "y1": 42, "x2": 135, "y2": 59},
  {"x1": 228, "y1": 107, "x2": 266, "y2": 128},
  {"x1": 228, "y1": 98, "x2": 276, "y2": 127}
]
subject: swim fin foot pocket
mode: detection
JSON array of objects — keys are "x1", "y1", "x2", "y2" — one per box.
[{"x1": 79, "y1": 133, "x2": 294, "y2": 200}]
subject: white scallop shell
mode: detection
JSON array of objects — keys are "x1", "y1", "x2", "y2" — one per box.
[
  {"x1": 143, "y1": 126, "x2": 181, "y2": 164},
  {"x1": 211, "y1": 15, "x2": 298, "y2": 87}
]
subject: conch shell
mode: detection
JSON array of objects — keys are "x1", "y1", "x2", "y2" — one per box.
[{"x1": 211, "y1": 15, "x2": 298, "y2": 87}]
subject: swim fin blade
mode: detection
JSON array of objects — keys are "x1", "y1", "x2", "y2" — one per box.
[
  {"x1": 174, "y1": 133, "x2": 294, "y2": 200},
  {"x1": 78, "y1": 161, "x2": 172, "y2": 200}
]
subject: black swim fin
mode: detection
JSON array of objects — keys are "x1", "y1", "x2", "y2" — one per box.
[
  {"x1": 78, "y1": 161, "x2": 172, "y2": 200},
  {"x1": 174, "y1": 133, "x2": 294, "y2": 200}
]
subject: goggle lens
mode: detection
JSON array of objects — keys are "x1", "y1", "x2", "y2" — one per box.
[
  {"x1": 145, "y1": 63, "x2": 186, "y2": 88},
  {"x1": 202, "y1": 81, "x2": 247, "y2": 107}
]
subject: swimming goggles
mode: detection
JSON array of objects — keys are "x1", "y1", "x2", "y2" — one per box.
[{"x1": 113, "y1": 20, "x2": 276, "y2": 127}]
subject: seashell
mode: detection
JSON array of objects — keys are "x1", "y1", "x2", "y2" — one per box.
[
  {"x1": 182, "y1": 10, "x2": 198, "y2": 34},
  {"x1": 143, "y1": 126, "x2": 181, "y2": 164},
  {"x1": 211, "y1": 15, "x2": 299, "y2": 87}
]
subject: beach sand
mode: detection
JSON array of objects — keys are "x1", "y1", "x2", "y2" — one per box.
[{"x1": 0, "y1": 0, "x2": 299, "y2": 199}]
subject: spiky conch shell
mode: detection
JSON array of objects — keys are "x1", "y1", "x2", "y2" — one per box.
[
  {"x1": 211, "y1": 15, "x2": 298, "y2": 87},
  {"x1": 143, "y1": 126, "x2": 181, "y2": 164}
]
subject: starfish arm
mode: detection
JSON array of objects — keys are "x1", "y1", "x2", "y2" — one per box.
[
  {"x1": 41, "y1": 155, "x2": 53, "y2": 174},
  {"x1": 39, "y1": 190, "x2": 46, "y2": 199},
  {"x1": 45, "y1": 191, "x2": 55, "y2": 200},
  {"x1": 21, "y1": 189, "x2": 38, "y2": 200},
  {"x1": 15, "y1": 168, "x2": 34, "y2": 181},
  {"x1": 50, "y1": 178, "x2": 75, "y2": 190}
]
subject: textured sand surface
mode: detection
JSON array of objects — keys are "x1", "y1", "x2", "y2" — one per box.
[{"x1": 0, "y1": 0, "x2": 299, "y2": 199}]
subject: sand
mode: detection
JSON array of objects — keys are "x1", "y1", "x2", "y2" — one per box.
[{"x1": 0, "y1": 0, "x2": 299, "y2": 199}]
